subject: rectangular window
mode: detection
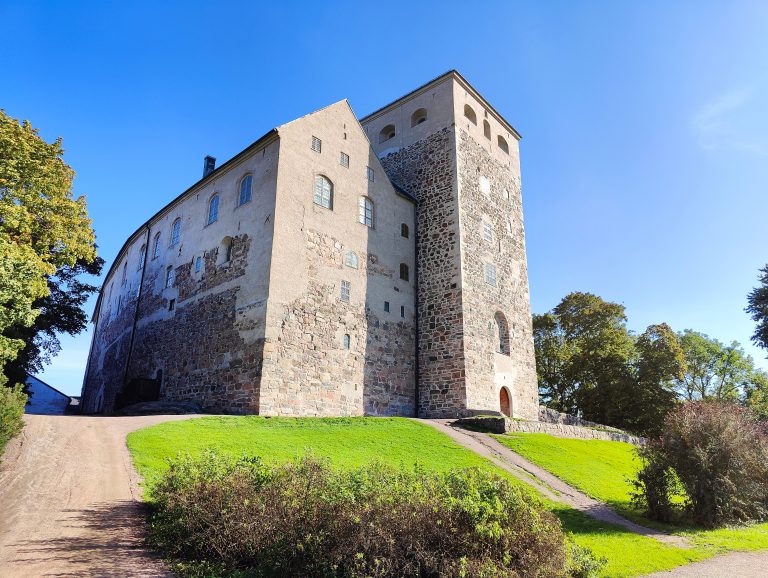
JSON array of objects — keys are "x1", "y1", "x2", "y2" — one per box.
[
  {"x1": 384, "y1": 301, "x2": 390, "y2": 312},
  {"x1": 483, "y1": 221, "x2": 493, "y2": 242},
  {"x1": 485, "y1": 263, "x2": 497, "y2": 286},
  {"x1": 311, "y1": 136, "x2": 322, "y2": 153},
  {"x1": 195, "y1": 256, "x2": 202, "y2": 273},
  {"x1": 165, "y1": 267, "x2": 175, "y2": 288},
  {"x1": 358, "y1": 197, "x2": 374, "y2": 227},
  {"x1": 400, "y1": 305, "x2": 405, "y2": 318},
  {"x1": 340, "y1": 152, "x2": 349, "y2": 167},
  {"x1": 169, "y1": 298, "x2": 175, "y2": 311},
  {"x1": 367, "y1": 166, "x2": 374, "y2": 182},
  {"x1": 340, "y1": 280, "x2": 350, "y2": 303}
]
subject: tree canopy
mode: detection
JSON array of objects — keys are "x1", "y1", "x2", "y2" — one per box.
[
  {"x1": 747, "y1": 264, "x2": 768, "y2": 354},
  {"x1": 0, "y1": 110, "x2": 97, "y2": 386}
]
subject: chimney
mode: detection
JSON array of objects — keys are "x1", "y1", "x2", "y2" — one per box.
[{"x1": 203, "y1": 155, "x2": 216, "y2": 178}]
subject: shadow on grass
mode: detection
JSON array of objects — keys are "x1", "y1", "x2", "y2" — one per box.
[{"x1": 7, "y1": 500, "x2": 169, "y2": 577}]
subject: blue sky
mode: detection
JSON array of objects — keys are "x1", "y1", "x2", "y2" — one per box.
[{"x1": 3, "y1": 0, "x2": 767, "y2": 395}]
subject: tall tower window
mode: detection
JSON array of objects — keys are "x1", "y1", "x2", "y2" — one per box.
[
  {"x1": 340, "y1": 280, "x2": 350, "y2": 303},
  {"x1": 343, "y1": 334, "x2": 351, "y2": 350},
  {"x1": 399, "y1": 263, "x2": 409, "y2": 282},
  {"x1": 138, "y1": 244, "x2": 146, "y2": 270},
  {"x1": 165, "y1": 266, "x2": 174, "y2": 288},
  {"x1": 484, "y1": 263, "x2": 497, "y2": 286},
  {"x1": 152, "y1": 233, "x2": 161, "y2": 259},
  {"x1": 483, "y1": 119, "x2": 491, "y2": 140},
  {"x1": 482, "y1": 221, "x2": 493, "y2": 242},
  {"x1": 207, "y1": 194, "x2": 220, "y2": 225},
  {"x1": 314, "y1": 175, "x2": 333, "y2": 209},
  {"x1": 495, "y1": 312, "x2": 510, "y2": 355},
  {"x1": 195, "y1": 255, "x2": 202, "y2": 273},
  {"x1": 340, "y1": 152, "x2": 349, "y2": 168},
  {"x1": 367, "y1": 166, "x2": 375, "y2": 182},
  {"x1": 170, "y1": 218, "x2": 181, "y2": 247}
]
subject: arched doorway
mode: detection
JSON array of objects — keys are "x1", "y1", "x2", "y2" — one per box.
[{"x1": 500, "y1": 387, "x2": 511, "y2": 417}]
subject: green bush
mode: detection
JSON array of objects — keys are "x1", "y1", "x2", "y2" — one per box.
[
  {"x1": 149, "y1": 452, "x2": 598, "y2": 577},
  {"x1": 0, "y1": 384, "x2": 27, "y2": 456},
  {"x1": 633, "y1": 401, "x2": 768, "y2": 527}
]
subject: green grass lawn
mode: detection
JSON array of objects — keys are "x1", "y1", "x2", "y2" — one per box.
[
  {"x1": 127, "y1": 417, "x2": 749, "y2": 577},
  {"x1": 496, "y1": 433, "x2": 768, "y2": 558}
]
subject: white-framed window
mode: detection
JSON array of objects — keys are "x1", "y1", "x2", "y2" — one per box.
[
  {"x1": 152, "y1": 233, "x2": 161, "y2": 259},
  {"x1": 345, "y1": 251, "x2": 358, "y2": 269},
  {"x1": 340, "y1": 152, "x2": 349, "y2": 168},
  {"x1": 311, "y1": 136, "x2": 322, "y2": 153},
  {"x1": 314, "y1": 175, "x2": 333, "y2": 209},
  {"x1": 170, "y1": 218, "x2": 181, "y2": 246},
  {"x1": 343, "y1": 334, "x2": 350, "y2": 350},
  {"x1": 485, "y1": 262, "x2": 497, "y2": 286},
  {"x1": 207, "y1": 194, "x2": 220, "y2": 225},
  {"x1": 358, "y1": 196, "x2": 374, "y2": 227},
  {"x1": 367, "y1": 166, "x2": 374, "y2": 182},
  {"x1": 482, "y1": 221, "x2": 493, "y2": 242},
  {"x1": 195, "y1": 255, "x2": 202, "y2": 273},
  {"x1": 138, "y1": 244, "x2": 146, "y2": 270},
  {"x1": 340, "y1": 280, "x2": 350, "y2": 303},
  {"x1": 165, "y1": 266, "x2": 174, "y2": 288},
  {"x1": 238, "y1": 175, "x2": 252, "y2": 206}
]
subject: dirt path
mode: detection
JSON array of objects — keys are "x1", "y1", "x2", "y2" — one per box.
[
  {"x1": 418, "y1": 419, "x2": 689, "y2": 547},
  {"x1": 0, "y1": 413, "x2": 195, "y2": 577},
  {"x1": 642, "y1": 550, "x2": 768, "y2": 577}
]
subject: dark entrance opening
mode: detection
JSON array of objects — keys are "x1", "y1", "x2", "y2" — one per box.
[
  {"x1": 500, "y1": 387, "x2": 511, "y2": 417},
  {"x1": 114, "y1": 372, "x2": 161, "y2": 410}
]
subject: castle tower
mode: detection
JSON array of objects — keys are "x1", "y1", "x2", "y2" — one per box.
[{"x1": 361, "y1": 71, "x2": 539, "y2": 419}]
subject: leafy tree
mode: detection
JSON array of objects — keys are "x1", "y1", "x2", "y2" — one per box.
[
  {"x1": 745, "y1": 369, "x2": 768, "y2": 420},
  {"x1": 676, "y1": 331, "x2": 759, "y2": 401},
  {"x1": 0, "y1": 109, "x2": 97, "y2": 386},
  {"x1": 746, "y1": 264, "x2": 768, "y2": 353},
  {"x1": 2, "y1": 255, "x2": 104, "y2": 388},
  {"x1": 532, "y1": 312, "x2": 574, "y2": 412}
]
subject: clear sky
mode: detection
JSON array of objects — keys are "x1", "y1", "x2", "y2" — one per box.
[{"x1": 3, "y1": 0, "x2": 767, "y2": 395}]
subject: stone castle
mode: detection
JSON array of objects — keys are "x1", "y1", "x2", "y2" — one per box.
[{"x1": 80, "y1": 71, "x2": 539, "y2": 419}]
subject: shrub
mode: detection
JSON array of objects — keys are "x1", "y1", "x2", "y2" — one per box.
[
  {"x1": 633, "y1": 401, "x2": 768, "y2": 527},
  {"x1": 149, "y1": 452, "x2": 598, "y2": 577},
  {"x1": 0, "y1": 384, "x2": 27, "y2": 457}
]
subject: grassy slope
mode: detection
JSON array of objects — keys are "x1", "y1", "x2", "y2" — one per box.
[
  {"x1": 496, "y1": 433, "x2": 768, "y2": 557},
  {"x1": 128, "y1": 416, "x2": 710, "y2": 577}
]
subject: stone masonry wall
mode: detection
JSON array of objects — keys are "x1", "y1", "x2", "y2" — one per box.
[
  {"x1": 259, "y1": 228, "x2": 416, "y2": 416},
  {"x1": 379, "y1": 128, "x2": 468, "y2": 417},
  {"x1": 456, "y1": 130, "x2": 539, "y2": 419}
]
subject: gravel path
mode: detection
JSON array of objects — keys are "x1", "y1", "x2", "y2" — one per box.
[
  {"x1": 418, "y1": 419, "x2": 689, "y2": 547},
  {"x1": 641, "y1": 550, "x2": 768, "y2": 577},
  {"x1": 0, "y1": 413, "x2": 194, "y2": 577}
]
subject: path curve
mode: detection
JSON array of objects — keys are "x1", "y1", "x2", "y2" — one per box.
[
  {"x1": 0, "y1": 413, "x2": 196, "y2": 577},
  {"x1": 418, "y1": 419, "x2": 689, "y2": 547}
]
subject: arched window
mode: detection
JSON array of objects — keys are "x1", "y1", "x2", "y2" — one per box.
[
  {"x1": 399, "y1": 263, "x2": 409, "y2": 282},
  {"x1": 358, "y1": 196, "x2": 374, "y2": 227},
  {"x1": 401, "y1": 223, "x2": 409, "y2": 238},
  {"x1": 219, "y1": 236, "x2": 233, "y2": 265},
  {"x1": 138, "y1": 244, "x2": 146, "y2": 270},
  {"x1": 121, "y1": 262, "x2": 127, "y2": 285},
  {"x1": 165, "y1": 266, "x2": 174, "y2": 289},
  {"x1": 207, "y1": 194, "x2": 220, "y2": 225},
  {"x1": 152, "y1": 233, "x2": 161, "y2": 259},
  {"x1": 343, "y1": 334, "x2": 351, "y2": 350},
  {"x1": 345, "y1": 251, "x2": 358, "y2": 269},
  {"x1": 379, "y1": 124, "x2": 396, "y2": 144},
  {"x1": 411, "y1": 108, "x2": 427, "y2": 127},
  {"x1": 495, "y1": 312, "x2": 510, "y2": 355},
  {"x1": 314, "y1": 175, "x2": 333, "y2": 209},
  {"x1": 238, "y1": 175, "x2": 252, "y2": 206},
  {"x1": 170, "y1": 218, "x2": 181, "y2": 246},
  {"x1": 483, "y1": 119, "x2": 491, "y2": 140},
  {"x1": 464, "y1": 104, "x2": 477, "y2": 125},
  {"x1": 497, "y1": 135, "x2": 509, "y2": 154}
]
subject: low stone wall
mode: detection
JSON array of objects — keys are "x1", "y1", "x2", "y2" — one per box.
[
  {"x1": 538, "y1": 405, "x2": 626, "y2": 433},
  {"x1": 453, "y1": 415, "x2": 645, "y2": 445}
]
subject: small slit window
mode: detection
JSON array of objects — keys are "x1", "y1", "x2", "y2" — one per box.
[
  {"x1": 207, "y1": 194, "x2": 220, "y2": 225},
  {"x1": 495, "y1": 312, "x2": 511, "y2": 355},
  {"x1": 483, "y1": 119, "x2": 491, "y2": 139},
  {"x1": 343, "y1": 334, "x2": 350, "y2": 350},
  {"x1": 314, "y1": 175, "x2": 333, "y2": 209},
  {"x1": 239, "y1": 175, "x2": 253, "y2": 205},
  {"x1": 138, "y1": 244, "x2": 146, "y2": 270},
  {"x1": 359, "y1": 197, "x2": 374, "y2": 227},
  {"x1": 497, "y1": 135, "x2": 510, "y2": 154},
  {"x1": 340, "y1": 280, "x2": 350, "y2": 303},
  {"x1": 367, "y1": 166, "x2": 374, "y2": 182},
  {"x1": 345, "y1": 251, "x2": 358, "y2": 269},
  {"x1": 482, "y1": 221, "x2": 493, "y2": 242},
  {"x1": 401, "y1": 223, "x2": 409, "y2": 238},
  {"x1": 384, "y1": 301, "x2": 390, "y2": 313},
  {"x1": 464, "y1": 104, "x2": 477, "y2": 125},
  {"x1": 378, "y1": 124, "x2": 396, "y2": 144},
  {"x1": 311, "y1": 136, "x2": 322, "y2": 153},
  {"x1": 485, "y1": 263, "x2": 497, "y2": 286},
  {"x1": 340, "y1": 152, "x2": 349, "y2": 168},
  {"x1": 152, "y1": 233, "x2": 161, "y2": 259},
  {"x1": 195, "y1": 255, "x2": 202, "y2": 273},
  {"x1": 400, "y1": 305, "x2": 405, "y2": 318},
  {"x1": 399, "y1": 263, "x2": 409, "y2": 282},
  {"x1": 169, "y1": 298, "x2": 175, "y2": 311},
  {"x1": 165, "y1": 266, "x2": 174, "y2": 289},
  {"x1": 170, "y1": 218, "x2": 181, "y2": 246},
  {"x1": 411, "y1": 108, "x2": 427, "y2": 127}
]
